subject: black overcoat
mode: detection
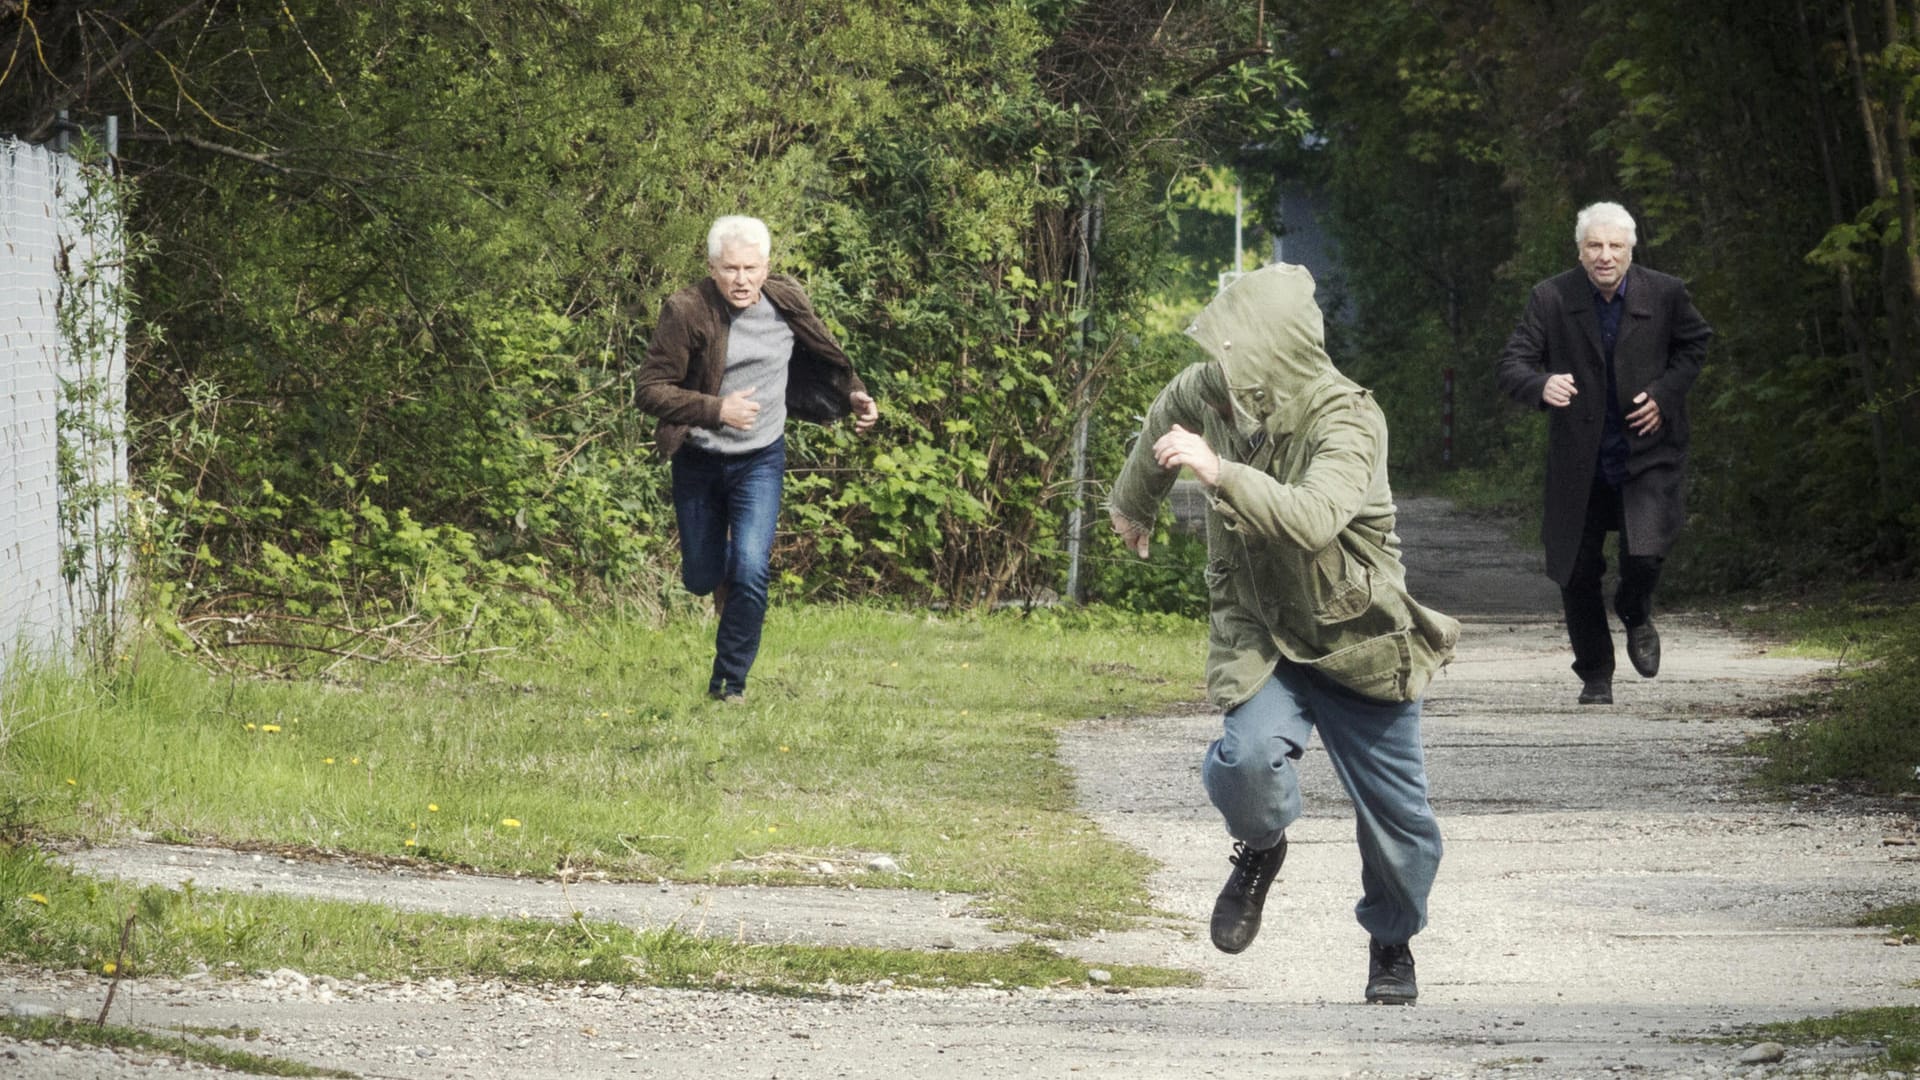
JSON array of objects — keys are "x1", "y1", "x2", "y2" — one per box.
[{"x1": 1495, "y1": 264, "x2": 1714, "y2": 586}]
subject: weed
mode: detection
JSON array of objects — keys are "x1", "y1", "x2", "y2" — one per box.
[
  {"x1": 0, "y1": 1015, "x2": 351, "y2": 1077},
  {"x1": 1739, "y1": 1007, "x2": 1920, "y2": 1071}
]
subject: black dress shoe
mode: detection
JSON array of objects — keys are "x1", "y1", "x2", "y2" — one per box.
[
  {"x1": 1366, "y1": 938, "x2": 1418, "y2": 1004},
  {"x1": 1210, "y1": 837, "x2": 1286, "y2": 954},
  {"x1": 1626, "y1": 622, "x2": 1661, "y2": 678},
  {"x1": 1578, "y1": 676, "x2": 1612, "y2": 705}
]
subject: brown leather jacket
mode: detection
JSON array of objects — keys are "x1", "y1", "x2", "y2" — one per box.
[{"x1": 634, "y1": 274, "x2": 866, "y2": 459}]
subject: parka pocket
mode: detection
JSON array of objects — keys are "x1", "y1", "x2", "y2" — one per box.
[
  {"x1": 1308, "y1": 542, "x2": 1372, "y2": 624},
  {"x1": 1303, "y1": 630, "x2": 1412, "y2": 703}
]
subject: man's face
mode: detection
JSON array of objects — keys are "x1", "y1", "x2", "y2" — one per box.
[
  {"x1": 1579, "y1": 224, "x2": 1633, "y2": 295},
  {"x1": 709, "y1": 241, "x2": 770, "y2": 310}
]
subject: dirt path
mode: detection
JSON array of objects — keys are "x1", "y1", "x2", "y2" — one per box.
[{"x1": 7, "y1": 496, "x2": 1918, "y2": 1079}]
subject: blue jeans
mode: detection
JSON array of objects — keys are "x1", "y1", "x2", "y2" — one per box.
[
  {"x1": 670, "y1": 438, "x2": 785, "y2": 696},
  {"x1": 1202, "y1": 662, "x2": 1443, "y2": 945}
]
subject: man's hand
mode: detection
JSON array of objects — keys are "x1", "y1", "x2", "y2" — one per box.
[
  {"x1": 1110, "y1": 508, "x2": 1151, "y2": 559},
  {"x1": 1153, "y1": 423, "x2": 1222, "y2": 487},
  {"x1": 719, "y1": 386, "x2": 761, "y2": 430},
  {"x1": 1626, "y1": 391, "x2": 1662, "y2": 435},
  {"x1": 1542, "y1": 373, "x2": 1578, "y2": 408},
  {"x1": 850, "y1": 390, "x2": 879, "y2": 434}
]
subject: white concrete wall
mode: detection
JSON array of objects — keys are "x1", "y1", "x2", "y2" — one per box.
[{"x1": 0, "y1": 139, "x2": 71, "y2": 667}]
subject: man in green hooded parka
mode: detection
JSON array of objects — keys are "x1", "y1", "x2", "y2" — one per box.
[{"x1": 1108, "y1": 263, "x2": 1458, "y2": 1005}]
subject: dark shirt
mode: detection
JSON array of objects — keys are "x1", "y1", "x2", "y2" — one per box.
[{"x1": 1593, "y1": 277, "x2": 1630, "y2": 488}]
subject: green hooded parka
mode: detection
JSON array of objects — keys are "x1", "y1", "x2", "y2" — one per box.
[{"x1": 1109, "y1": 264, "x2": 1459, "y2": 708}]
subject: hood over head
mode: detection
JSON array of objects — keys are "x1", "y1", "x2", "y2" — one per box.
[{"x1": 1185, "y1": 263, "x2": 1335, "y2": 436}]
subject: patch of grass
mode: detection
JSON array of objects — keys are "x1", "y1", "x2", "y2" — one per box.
[
  {"x1": 1740, "y1": 1007, "x2": 1920, "y2": 1070},
  {"x1": 1857, "y1": 903, "x2": 1920, "y2": 938},
  {"x1": 0, "y1": 1014, "x2": 352, "y2": 1077},
  {"x1": 1714, "y1": 582, "x2": 1920, "y2": 662},
  {"x1": 1728, "y1": 587, "x2": 1920, "y2": 795},
  {"x1": 0, "y1": 842, "x2": 1195, "y2": 992},
  {"x1": 1417, "y1": 464, "x2": 1539, "y2": 526},
  {"x1": 0, "y1": 604, "x2": 1203, "y2": 934}
]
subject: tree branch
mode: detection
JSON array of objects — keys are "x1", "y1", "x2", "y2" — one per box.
[
  {"x1": 23, "y1": 0, "x2": 212, "y2": 142},
  {"x1": 1171, "y1": 44, "x2": 1274, "y2": 98},
  {"x1": 118, "y1": 128, "x2": 291, "y2": 172}
]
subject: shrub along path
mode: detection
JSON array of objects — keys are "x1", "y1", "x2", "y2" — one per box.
[{"x1": 7, "y1": 495, "x2": 1919, "y2": 1078}]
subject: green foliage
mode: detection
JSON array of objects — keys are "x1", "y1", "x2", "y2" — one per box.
[
  {"x1": 54, "y1": 138, "x2": 153, "y2": 668},
  {"x1": 1252, "y1": 1, "x2": 1517, "y2": 485},
  {"x1": 1261, "y1": 0, "x2": 1920, "y2": 591},
  {"x1": 3, "y1": 0, "x2": 1303, "y2": 630}
]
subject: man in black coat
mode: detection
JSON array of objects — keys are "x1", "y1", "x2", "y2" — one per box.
[{"x1": 1496, "y1": 202, "x2": 1714, "y2": 705}]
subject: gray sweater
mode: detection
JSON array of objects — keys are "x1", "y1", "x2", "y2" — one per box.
[{"x1": 686, "y1": 296, "x2": 791, "y2": 453}]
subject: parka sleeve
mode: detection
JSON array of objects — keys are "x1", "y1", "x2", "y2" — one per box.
[
  {"x1": 1209, "y1": 395, "x2": 1384, "y2": 552},
  {"x1": 1106, "y1": 361, "x2": 1222, "y2": 531},
  {"x1": 634, "y1": 293, "x2": 723, "y2": 429}
]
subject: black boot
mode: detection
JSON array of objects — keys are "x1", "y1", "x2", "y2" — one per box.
[
  {"x1": 1578, "y1": 676, "x2": 1612, "y2": 705},
  {"x1": 1365, "y1": 938, "x2": 1418, "y2": 1004},
  {"x1": 1209, "y1": 837, "x2": 1286, "y2": 954},
  {"x1": 1626, "y1": 621, "x2": 1661, "y2": 678}
]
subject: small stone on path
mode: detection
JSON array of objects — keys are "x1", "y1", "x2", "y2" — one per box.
[{"x1": 1738, "y1": 1042, "x2": 1787, "y2": 1065}]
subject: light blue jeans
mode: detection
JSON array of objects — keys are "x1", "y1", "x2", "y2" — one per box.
[{"x1": 1202, "y1": 662, "x2": 1442, "y2": 946}]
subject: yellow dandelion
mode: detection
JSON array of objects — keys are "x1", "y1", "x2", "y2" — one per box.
[
  {"x1": 889, "y1": 661, "x2": 898, "y2": 668},
  {"x1": 767, "y1": 825, "x2": 778, "y2": 833},
  {"x1": 599, "y1": 711, "x2": 610, "y2": 718},
  {"x1": 501, "y1": 818, "x2": 521, "y2": 828},
  {"x1": 960, "y1": 710, "x2": 969, "y2": 716},
  {"x1": 404, "y1": 838, "x2": 417, "y2": 848},
  {"x1": 64, "y1": 778, "x2": 76, "y2": 786},
  {"x1": 261, "y1": 724, "x2": 281, "y2": 733},
  {"x1": 961, "y1": 662, "x2": 970, "y2": 669},
  {"x1": 780, "y1": 745, "x2": 790, "y2": 753},
  {"x1": 323, "y1": 757, "x2": 335, "y2": 765},
  {"x1": 244, "y1": 723, "x2": 257, "y2": 731},
  {"x1": 27, "y1": 893, "x2": 49, "y2": 905},
  {"x1": 350, "y1": 757, "x2": 361, "y2": 765},
  {"x1": 101, "y1": 962, "x2": 117, "y2": 975},
  {"x1": 427, "y1": 804, "x2": 440, "y2": 813}
]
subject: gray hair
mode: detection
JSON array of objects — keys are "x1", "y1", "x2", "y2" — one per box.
[
  {"x1": 1575, "y1": 202, "x2": 1637, "y2": 248},
  {"x1": 707, "y1": 215, "x2": 772, "y2": 262}
]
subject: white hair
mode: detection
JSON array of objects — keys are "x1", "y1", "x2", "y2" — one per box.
[
  {"x1": 707, "y1": 215, "x2": 772, "y2": 262},
  {"x1": 1575, "y1": 202, "x2": 1637, "y2": 248}
]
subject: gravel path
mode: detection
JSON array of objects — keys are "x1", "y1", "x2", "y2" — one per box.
[{"x1": 6, "y1": 495, "x2": 1918, "y2": 1079}]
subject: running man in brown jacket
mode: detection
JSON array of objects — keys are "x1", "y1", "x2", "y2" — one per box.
[{"x1": 635, "y1": 216, "x2": 878, "y2": 703}]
